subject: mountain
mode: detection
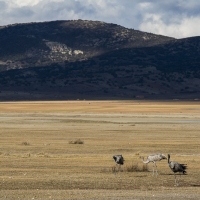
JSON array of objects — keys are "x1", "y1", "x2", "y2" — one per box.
[{"x1": 0, "y1": 20, "x2": 200, "y2": 100}]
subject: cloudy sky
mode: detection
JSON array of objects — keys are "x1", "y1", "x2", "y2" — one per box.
[{"x1": 1, "y1": 0, "x2": 200, "y2": 39}]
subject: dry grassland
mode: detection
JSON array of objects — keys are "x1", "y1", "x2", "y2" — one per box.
[{"x1": 0, "y1": 100, "x2": 200, "y2": 199}]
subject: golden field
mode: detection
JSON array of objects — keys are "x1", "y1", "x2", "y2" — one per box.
[{"x1": 0, "y1": 100, "x2": 200, "y2": 199}]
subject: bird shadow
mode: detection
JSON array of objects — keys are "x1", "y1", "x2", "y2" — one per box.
[
  {"x1": 190, "y1": 184, "x2": 200, "y2": 187},
  {"x1": 134, "y1": 175, "x2": 148, "y2": 178},
  {"x1": 162, "y1": 173, "x2": 188, "y2": 176}
]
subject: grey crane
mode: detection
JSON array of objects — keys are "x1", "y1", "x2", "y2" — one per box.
[
  {"x1": 140, "y1": 153, "x2": 167, "y2": 176},
  {"x1": 168, "y1": 154, "x2": 187, "y2": 186},
  {"x1": 113, "y1": 155, "x2": 124, "y2": 174}
]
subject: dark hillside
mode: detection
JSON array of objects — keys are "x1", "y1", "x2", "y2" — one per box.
[{"x1": 0, "y1": 20, "x2": 199, "y2": 100}]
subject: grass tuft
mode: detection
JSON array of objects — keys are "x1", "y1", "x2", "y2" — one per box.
[
  {"x1": 21, "y1": 141, "x2": 30, "y2": 146},
  {"x1": 135, "y1": 151, "x2": 140, "y2": 156},
  {"x1": 36, "y1": 152, "x2": 50, "y2": 157},
  {"x1": 111, "y1": 166, "x2": 124, "y2": 173},
  {"x1": 126, "y1": 163, "x2": 149, "y2": 172},
  {"x1": 69, "y1": 139, "x2": 84, "y2": 144}
]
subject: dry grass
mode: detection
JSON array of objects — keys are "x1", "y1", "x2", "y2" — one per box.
[
  {"x1": 0, "y1": 100, "x2": 200, "y2": 199},
  {"x1": 21, "y1": 141, "x2": 30, "y2": 146},
  {"x1": 69, "y1": 139, "x2": 84, "y2": 144},
  {"x1": 126, "y1": 163, "x2": 149, "y2": 172}
]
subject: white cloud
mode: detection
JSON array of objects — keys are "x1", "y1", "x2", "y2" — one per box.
[
  {"x1": 177, "y1": 17, "x2": 200, "y2": 38},
  {"x1": 8, "y1": 0, "x2": 41, "y2": 6},
  {"x1": 140, "y1": 13, "x2": 200, "y2": 38},
  {"x1": 9, "y1": 0, "x2": 61, "y2": 7},
  {"x1": 0, "y1": 0, "x2": 200, "y2": 38}
]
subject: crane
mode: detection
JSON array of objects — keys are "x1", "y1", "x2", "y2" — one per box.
[
  {"x1": 140, "y1": 153, "x2": 167, "y2": 176},
  {"x1": 113, "y1": 155, "x2": 124, "y2": 174},
  {"x1": 168, "y1": 154, "x2": 187, "y2": 186}
]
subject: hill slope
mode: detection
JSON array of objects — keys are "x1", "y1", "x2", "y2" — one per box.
[{"x1": 0, "y1": 20, "x2": 200, "y2": 100}]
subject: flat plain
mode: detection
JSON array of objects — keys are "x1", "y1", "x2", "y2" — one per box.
[{"x1": 0, "y1": 100, "x2": 200, "y2": 199}]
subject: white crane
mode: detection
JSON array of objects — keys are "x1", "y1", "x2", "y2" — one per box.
[
  {"x1": 168, "y1": 154, "x2": 187, "y2": 186},
  {"x1": 140, "y1": 153, "x2": 167, "y2": 176},
  {"x1": 113, "y1": 155, "x2": 124, "y2": 174}
]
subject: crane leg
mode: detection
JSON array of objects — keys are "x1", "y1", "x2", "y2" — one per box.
[
  {"x1": 174, "y1": 174, "x2": 178, "y2": 186},
  {"x1": 155, "y1": 163, "x2": 158, "y2": 176},
  {"x1": 119, "y1": 165, "x2": 121, "y2": 178},
  {"x1": 114, "y1": 164, "x2": 122, "y2": 174},
  {"x1": 177, "y1": 174, "x2": 181, "y2": 186},
  {"x1": 114, "y1": 164, "x2": 117, "y2": 175},
  {"x1": 152, "y1": 163, "x2": 155, "y2": 176}
]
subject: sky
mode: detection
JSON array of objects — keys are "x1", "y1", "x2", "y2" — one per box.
[{"x1": 1, "y1": 0, "x2": 200, "y2": 39}]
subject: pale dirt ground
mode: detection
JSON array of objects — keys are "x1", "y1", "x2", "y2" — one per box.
[{"x1": 0, "y1": 100, "x2": 200, "y2": 199}]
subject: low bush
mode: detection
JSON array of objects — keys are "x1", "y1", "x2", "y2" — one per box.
[
  {"x1": 126, "y1": 163, "x2": 149, "y2": 172},
  {"x1": 69, "y1": 139, "x2": 84, "y2": 144},
  {"x1": 21, "y1": 141, "x2": 30, "y2": 146}
]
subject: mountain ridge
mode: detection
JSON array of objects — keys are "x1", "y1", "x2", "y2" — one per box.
[{"x1": 0, "y1": 20, "x2": 199, "y2": 100}]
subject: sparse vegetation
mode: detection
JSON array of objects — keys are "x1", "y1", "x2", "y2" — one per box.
[
  {"x1": 111, "y1": 163, "x2": 148, "y2": 173},
  {"x1": 0, "y1": 20, "x2": 200, "y2": 100},
  {"x1": 69, "y1": 139, "x2": 84, "y2": 144},
  {"x1": 125, "y1": 163, "x2": 149, "y2": 172},
  {"x1": 0, "y1": 101, "x2": 200, "y2": 199},
  {"x1": 21, "y1": 141, "x2": 30, "y2": 146}
]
